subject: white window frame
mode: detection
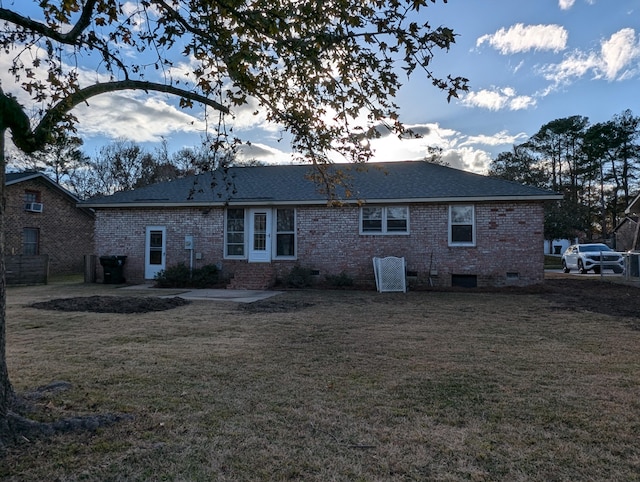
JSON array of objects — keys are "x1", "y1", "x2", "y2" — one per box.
[
  {"x1": 274, "y1": 208, "x2": 297, "y2": 259},
  {"x1": 224, "y1": 207, "x2": 298, "y2": 260},
  {"x1": 449, "y1": 205, "x2": 476, "y2": 247},
  {"x1": 225, "y1": 208, "x2": 247, "y2": 258},
  {"x1": 360, "y1": 206, "x2": 409, "y2": 235}
]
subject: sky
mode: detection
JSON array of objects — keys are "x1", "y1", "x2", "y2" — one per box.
[{"x1": 3, "y1": 0, "x2": 640, "y2": 174}]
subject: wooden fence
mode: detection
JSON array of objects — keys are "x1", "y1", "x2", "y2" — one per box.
[{"x1": 6, "y1": 255, "x2": 49, "y2": 285}]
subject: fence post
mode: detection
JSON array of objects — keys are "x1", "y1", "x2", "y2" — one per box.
[{"x1": 84, "y1": 254, "x2": 97, "y2": 283}]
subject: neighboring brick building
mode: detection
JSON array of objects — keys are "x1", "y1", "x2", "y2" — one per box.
[
  {"x1": 6, "y1": 172, "x2": 95, "y2": 275},
  {"x1": 81, "y1": 162, "x2": 562, "y2": 288}
]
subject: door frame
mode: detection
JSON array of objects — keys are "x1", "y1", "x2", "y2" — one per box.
[
  {"x1": 145, "y1": 226, "x2": 166, "y2": 279},
  {"x1": 248, "y1": 208, "x2": 272, "y2": 263}
]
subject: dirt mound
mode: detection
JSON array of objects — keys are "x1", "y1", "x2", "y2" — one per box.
[
  {"x1": 542, "y1": 278, "x2": 640, "y2": 318},
  {"x1": 30, "y1": 296, "x2": 190, "y2": 314},
  {"x1": 25, "y1": 278, "x2": 640, "y2": 318}
]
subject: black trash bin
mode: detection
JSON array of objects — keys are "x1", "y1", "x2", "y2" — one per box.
[{"x1": 99, "y1": 255, "x2": 127, "y2": 284}]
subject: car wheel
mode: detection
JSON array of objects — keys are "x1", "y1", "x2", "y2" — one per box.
[
  {"x1": 593, "y1": 266, "x2": 601, "y2": 274},
  {"x1": 562, "y1": 260, "x2": 570, "y2": 273},
  {"x1": 578, "y1": 259, "x2": 588, "y2": 274},
  {"x1": 613, "y1": 267, "x2": 624, "y2": 274}
]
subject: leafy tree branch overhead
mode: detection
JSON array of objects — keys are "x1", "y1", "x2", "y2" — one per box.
[
  {"x1": 0, "y1": 0, "x2": 468, "y2": 163},
  {"x1": 0, "y1": 0, "x2": 468, "y2": 443}
]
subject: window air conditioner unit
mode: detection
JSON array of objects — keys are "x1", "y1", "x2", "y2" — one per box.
[{"x1": 25, "y1": 202, "x2": 43, "y2": 213}]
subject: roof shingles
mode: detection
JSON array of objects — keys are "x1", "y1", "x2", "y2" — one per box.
[{"x1": 80, "y1": 161, "x2": 562, "y2": 207}]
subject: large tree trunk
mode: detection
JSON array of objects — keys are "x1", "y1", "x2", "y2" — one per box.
[{"x1": 0, "y1": 128, "x2": 13, "y2": 441}]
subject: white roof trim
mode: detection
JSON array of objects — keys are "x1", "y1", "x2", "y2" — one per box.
[{"x1": 81, "y1": 194, "x2": 563, "y2": 209}]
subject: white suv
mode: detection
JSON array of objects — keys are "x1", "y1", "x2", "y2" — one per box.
[{"x1": 561, "y1": 244, "x2": 624, "y2": 274}]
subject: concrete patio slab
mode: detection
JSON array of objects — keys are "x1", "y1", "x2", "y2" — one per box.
[{"x1": 119, "y1": 284, "x2": 283, "y2": 303}]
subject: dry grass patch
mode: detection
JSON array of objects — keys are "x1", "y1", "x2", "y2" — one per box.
[{"x1": 2, "y1": 279, "x2": 640, "y2": 480}]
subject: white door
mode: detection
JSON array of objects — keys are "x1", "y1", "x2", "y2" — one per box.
[
  {"x1": 248, "y1": 209, "x2": 271, "y2": 262},
  {"x1": 145, "y1": 226, "x2": 166, "y2": 279}
]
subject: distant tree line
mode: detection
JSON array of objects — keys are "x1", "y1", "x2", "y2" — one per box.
[
  {"x1": 489, "y1": 110, "x2": 640, "y2": 243},
  {"x1": 7, "y1": 137, "x2": 261, "y2": 199}
]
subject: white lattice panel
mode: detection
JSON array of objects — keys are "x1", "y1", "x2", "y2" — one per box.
[{"x1": 373, "y1": 256, "x2": 406, "y2": 293}]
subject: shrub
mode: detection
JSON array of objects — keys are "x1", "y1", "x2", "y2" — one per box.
[
  {"x1": 154, "y1": 263, "x2": 220, "y2": 288},
  {"x1": 190, "y1": 263, "x2": 220, "y2": 288},
  {"x1": 285, "y1": 265, "x2": 314, "y2": 288},
  {"x1": 325, "y1": 271, "x2": 354, "y2": 288}
]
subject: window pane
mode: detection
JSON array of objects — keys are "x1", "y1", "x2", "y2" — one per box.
[
  {"x1": 277, "y1": 209, "x2": 295, "y2": 232},
  {"x1": 253, "y1": 233, "x2": 266, "y2": 250},
  {"x1": 387, "y1": 219, "x2": 407, "y2": 231},
  {"x1": 24, "y1": 191, "x2": 39, "y2": 203},
  {"x1": 363, "y1": 219, "x2": 382, "y2": 232},
  {"x1": 227, "y1": 245, "x2": 244, "y2": 256},
  {"x1": 227, "y1": 232, "x2": 244, "y2": 244},
  {"x1": 276, "y1": 209, "x2": 295, "y2": 257},
  {"x1": 386, "y1": 206, "x2": 408, "y2": 232},
  {"x1": 362, "y1": 207, "x2": 383, "y2": 232},
  {"x1": 149, "y1": 250, "x2": 163, "y2": 265},
  {"x1": 387, "y1": 206, "x2": 408, "y2": 220},
  {"x1": 451, "y1": 225, "x2": 473, "y2": 243},
  {"x1": 363, "y1": 207, "x2": 382, "y2": 220},
  {"x1": 149, "y1": 231, "x2": 163, "y2": 248},
  {"x1": 277, "y1": 234, "x2": 295, "y2": 256},
  {"x1": 23, "y1": 228, "x2": 39, "y2": 255},
  {"x1": 226, "y1": 208, "x2": 245, "y2": 256},
  {"x1": 451, "y1": 205, "x2": 473, "y2": 223},
  {"x1": 252, "y1": 213, "x2": 267, "y2": 251}
]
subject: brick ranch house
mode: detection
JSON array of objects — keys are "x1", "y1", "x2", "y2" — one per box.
[
  {"x1": 6, "y1": 171, "x2": 95, "y2": 276},
  {"x1": 80, "y1": 161, "x2": 562, "y2": 289}
]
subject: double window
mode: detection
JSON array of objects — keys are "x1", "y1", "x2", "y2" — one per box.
[
  {"x1": 449, "y1": 205, "x2": 475, "y2": 246},
  {"x1": 361, "y1": 206, "x2": 409, "y2": 234},
  {"x1": 225, "y1": 208, "x2": 296, "y2": 258}
]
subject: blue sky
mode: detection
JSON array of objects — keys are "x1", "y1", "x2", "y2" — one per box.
[{"x1": 3, "y1": 0, "x2": 640, "y2": 173}]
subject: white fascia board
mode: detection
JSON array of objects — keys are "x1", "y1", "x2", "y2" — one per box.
[{"x1": 80, "y1": 194, "x2": 563, "y2": 209}]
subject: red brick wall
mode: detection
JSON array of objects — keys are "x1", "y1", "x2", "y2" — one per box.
[
  {"x1": 94, "y1": 207, "x2": 224, "y2": 283},
  {"x1": 6, "y1": 179, "x2": 95, "y2": 275},
  {"x1": 94, "y1": 201, "x2": 544, "y2": 287}
]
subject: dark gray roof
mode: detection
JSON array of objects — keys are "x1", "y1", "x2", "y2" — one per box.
[
  {"x1": 80, "y1": 161, "x2": 562, "y2": 207},
  {"x1": 6, "y1": 171, "x2": 82, "y2": 202},
  {"x1": 6, "y1": 171, "x2": 45, "y2": 184}
]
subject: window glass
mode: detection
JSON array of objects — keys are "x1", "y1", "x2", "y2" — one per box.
[
  {"x1": 24, "y1": 191, "x2": 40, "y2": 203},
  {"x1": 226, "y1": 208, "x2": 245, "y2": 256},
  {"x1": 361, "y1": 206, "x2": 408, "y2": 234},
  {"x1": 23, "y1": 228, "x2": 39, "y2": 255},
  {"x1": 362, "y1": 207, "x2": 383, "y2": 232},
  {"x1": 451, "y1": 205, "x2": 473, "y2": 224},
  {"x1": 450, "y1": 205, "x2": 475, "y2": 245},
  {"x1": 386, "y1": 206, "x2": 408, "y2": 232},
  {"x1": 276, "y1": 209, "x2": 295, "y2": 257}
]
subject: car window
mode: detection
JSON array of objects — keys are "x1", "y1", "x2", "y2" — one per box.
[{"x1": 581, "y1": 245, "x2": 611, "y2": 252}]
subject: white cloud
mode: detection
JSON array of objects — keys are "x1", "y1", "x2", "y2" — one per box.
[
  {"x1": 461, "y1": 87, "x2": 536, "y2": 111},
  {"x1": 235, "y1": 143, "x2": 294, "y2": 164},
  {"x1": 73, "y1": 92, "x2": 206, "y2": 142},
  {"x1": 477, "y1": 23, "x2": 568, "y2": 55},
  {"x1": 540, "y1": 28, "x2": 640, "y2": 89},
  {"x1": 460, "y1": 131, "x2": 528, "y2": 147},
  {"x1": 559, "y1": 0, "x2": 576, "y2": 10},
  {"x1": 363, "y1": 123, "x2": 509, "y2": 174},
  {"x1": 600, "y1": 28, "x2": 640, "y2": 80}
]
